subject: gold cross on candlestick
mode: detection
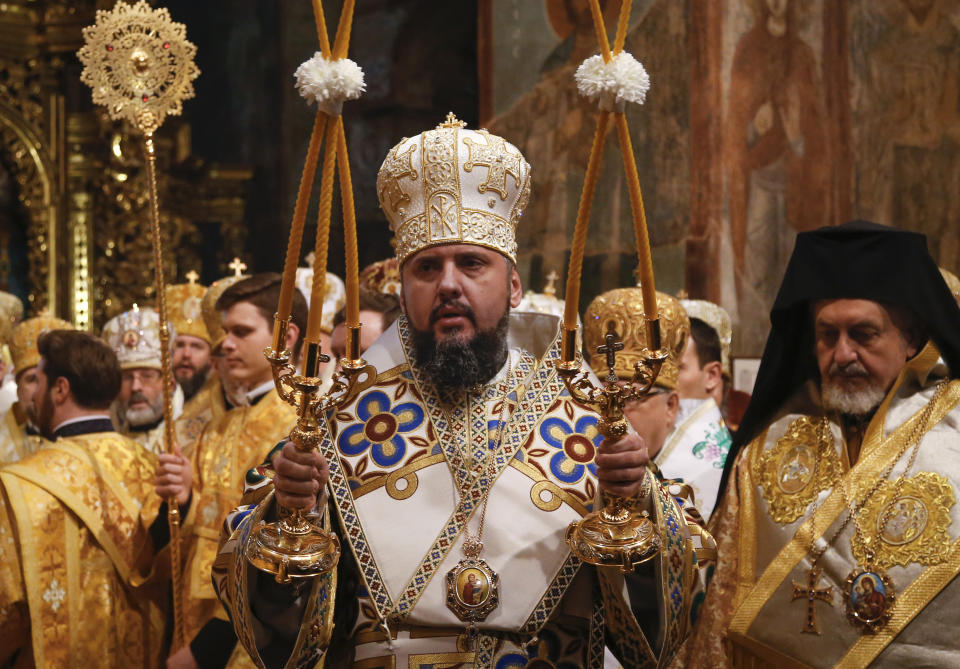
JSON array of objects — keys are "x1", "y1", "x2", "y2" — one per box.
[
  {"x1": 229, "y1": 257, "x2": 247, "y2": 277},
  {"x1": 597, "y1": 326, "x2": 625, "y2": 383},
  {"x1": 792, "y1": 567, "x2": 833, "y2": 634},
  {"x1": 185, "y1": 270, "x2": 199, "y2": 285}
]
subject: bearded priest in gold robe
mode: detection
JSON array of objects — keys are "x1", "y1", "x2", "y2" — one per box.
[
  {"x1": 0, "y1": 330, "x2": 164, "y2": 667},
  {"x1": 681, "y1": 221, "x2": 960, "y2": 668},
  {"x1": 166, "y1": 277, "x2": 226, "y2": 457},
  {"x1": 212, "y1": 117, "x2": 714, "y2": 668}
]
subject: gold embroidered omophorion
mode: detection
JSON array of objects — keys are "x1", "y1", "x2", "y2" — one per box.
[{"x1": 756, "y1": 416, "x2": 842, "y2": 525}]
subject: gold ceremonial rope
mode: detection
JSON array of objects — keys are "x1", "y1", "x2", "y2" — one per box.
[
  {"x1": 557, "y1": 0, "x2": 669, "y2": 572},
  {"x1": 78, "y1": 0, "x2": 200, "y2": 648},
  {"x1": 244, "y1": 0, "x2": 376, "y2": 584}
]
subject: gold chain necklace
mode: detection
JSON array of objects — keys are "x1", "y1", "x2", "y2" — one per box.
[
  {"x1": 791, "y1": 381, "x2": 947, "y2": 634},
  {"x1": 444, "y1": 356, "x2": 513, "y2": 632}
]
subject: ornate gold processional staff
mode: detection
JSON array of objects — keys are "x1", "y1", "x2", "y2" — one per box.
[
  {"x1": 77, "y1": 0, "x2": 200, "y2": 648},
  {"x1": 557, "y1": 0, "x2": 670, "y2": 572},
  {"x1": 244, "y1": 0, "x2": 376, "y2": 584}
]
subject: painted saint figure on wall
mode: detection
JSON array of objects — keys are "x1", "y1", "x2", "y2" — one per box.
[{"x1": 725, "y1": 0, "x2": 829, "y2": 354}]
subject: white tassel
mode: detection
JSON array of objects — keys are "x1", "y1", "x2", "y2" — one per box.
[
  {"x1": 575, "y1": 51, "x2": 650, "y2": 111},
  {"x1": 294, "y1": 52, "x2": 365, "y2": 116}
]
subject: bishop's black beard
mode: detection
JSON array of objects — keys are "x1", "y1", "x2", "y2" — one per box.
[{"x1": 412, "y1": 313, "x2": 509, "y2": 393}]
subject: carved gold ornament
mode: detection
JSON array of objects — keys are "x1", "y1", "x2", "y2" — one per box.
[
  {"x1": 756, "y1": 417, "x2": 842, "y2": 525},
  {"x1": 852, "y1": 472, "x2": 955, "y2": 569},
  {"x1": 78, "y1": 0, "x2": 199, "y2": 133}
]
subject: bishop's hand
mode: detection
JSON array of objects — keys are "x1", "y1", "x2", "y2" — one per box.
[
  {"x1": 594, "y1": 433, "x2": 649, "y2": 498},
  {"x1": 272, "y1": 440, "x2": 329, "y2": 510}
]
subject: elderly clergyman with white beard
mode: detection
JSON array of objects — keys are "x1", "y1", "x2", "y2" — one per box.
[
  {"x1": 680, "y1": 221, "x2": 960, "y2": 668},
  {"x1": 103, "y1": 305, "x2": 183, "y2": 455}
]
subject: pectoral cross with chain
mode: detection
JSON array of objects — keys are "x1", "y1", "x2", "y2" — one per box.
[
  {"x1": 792, "y1": 567, "x2": 833, "y2": 634},
  {"x1": 597, "y1": 327, "x2": 624, "y2": 384}
]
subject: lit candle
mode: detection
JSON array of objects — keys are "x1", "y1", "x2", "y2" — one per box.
[
  {"x1": 277, "y1": 111, "x2": 327, "y2": 325},
  {"x1": 336, "y1": 117, "x2": 360, "y2": 327},
  {"x1": 304, "y1": 117, "x2": 340, "y2": 342}
]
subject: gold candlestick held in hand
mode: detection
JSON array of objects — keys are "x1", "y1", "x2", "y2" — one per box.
[
  {"x1": 557, "y1": 0, "x2": 671, "y2": 572},
  {"x1": 78, "y1": 0, "x2": 200, "y2": 648},
  {"x1": 244, "y1": 0, "x2": 374, "y2": 584},
  {"x1": 558, "y1": 322, "x2": 668, "y2": 572}
]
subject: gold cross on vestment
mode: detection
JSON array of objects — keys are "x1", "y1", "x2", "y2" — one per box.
[
  {"x1": 228, "y1": 257, "x2": 247, "y2": 277},
  {"x1": 185, "y1": 270, "x2": 199, "y2": 285},
  {"x1": 792, "y1": 567, "x2": 833, "y2": 634},
  {"x1": 597, "y1": 327, "x2": 624, "y2": 382}
]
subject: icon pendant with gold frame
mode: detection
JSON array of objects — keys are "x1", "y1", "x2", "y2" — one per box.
[
  {"x1": 445, "y1": 557, "x2": 500, "y2": 622},
  {"x1": 843, "y1": 566, "x2": 895, "y2": 634}
]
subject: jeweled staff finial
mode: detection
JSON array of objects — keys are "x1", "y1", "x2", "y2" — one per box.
[{"x1": 78, "y1": 0, "x2": 199, "y2": 134}]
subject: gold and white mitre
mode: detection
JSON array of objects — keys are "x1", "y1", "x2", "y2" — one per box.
[
  {"x1": 359, "y1": 258, "x2": 401, "y2": 296},
  {"x1": 166, "y1": 278, "x2": 210, "y2": 343},
  {"x1": 515, "y1": 270, "x2": 564, "y2": 318},
  {"x1": 102, "y1": 305, "x2": 173, "y2": 370},
  {"x1": 377, "y1": 112, "x2": 532, "y2": 264},
  {"x1": 679, "y1": 296, "x2": 733, "y2": 377},
  {"x1": 9, "y1": 315, "x2": 74, "y2": 374},
  {"x1": 295, "y1": 260, "x2": 345, "y2": 334},
  {"x1": 584, "y1": 286, "x2": 689, "y2": 388}
]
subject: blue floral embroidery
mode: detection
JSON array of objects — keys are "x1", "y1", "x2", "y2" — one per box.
[
  {"x1": 538, "y1": 415, "x2": 601, "y2": 484},
  {"x1": 337, "y1": 390, "x2": 425, "y2": 468}
]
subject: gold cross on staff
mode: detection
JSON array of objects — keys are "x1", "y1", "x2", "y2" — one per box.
[
  {"x1": 185, "y1": 270, "x2": 199, "y2": 285},
  {"x1": 228, "y1": 257, "x2": 247, "y2": 277},
  {"x1": 792, "y1": 567, "x2": 833, "y2": 634},
  {"x1": 597, "y1": 326, "x2": 624, "y2": 382}
]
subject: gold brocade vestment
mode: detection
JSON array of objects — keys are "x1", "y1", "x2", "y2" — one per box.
[
  {"x1": 174, "y1": 374, "x2": 228, "y2": 459},
  {"x1": 0, "y1": 404, "x2": 42, "y2": 466},
  {"x1": 678, "y1": 343, "x2": 960, "y2": 669},
  {"x1": 0, "y1": 431, "x2": 164, "y2": 667},
  {"x1": 180, "y1": 387, "x2": 296, "y2": 651}
]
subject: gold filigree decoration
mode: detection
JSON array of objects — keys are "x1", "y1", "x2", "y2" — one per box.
[
  {"x1": 853, "y1": 472, "x2": 955, "y2": 569},
  {"x1": 376, "y1": 143, "x2": 417, "y2": 215},
  {"x1": 77, "y1": 0, "x2": 199, "y2": 132},
  {"x1": 755, "y1": 416, "x2": 841, "y2": 525}
]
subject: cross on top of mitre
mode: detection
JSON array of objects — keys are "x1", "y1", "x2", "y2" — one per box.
[{"x1": 229, "y1": 257, "x2": 247, "y2": 277}]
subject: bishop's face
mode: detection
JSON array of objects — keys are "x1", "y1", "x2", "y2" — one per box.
[
  {"x1": 814, "y1": 299, "x2": 919, "y2": 415},
  {"x1": 400, "y1": 244, "x2": 522, "y2": 343},
  {"x1": 16, "y1": 366, "x2": 41, "y2": 425}
]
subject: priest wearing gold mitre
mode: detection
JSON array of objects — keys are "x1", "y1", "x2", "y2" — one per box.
[
  {"x1": 166, "y1": 277, "x2": 226, "y2": 456},
  {"x1": 585, "y1": 287, "x2": 730, "y2": 520},
  {"x1": 0, "y1": 315, "x2": 73, "y2": 465},
  {"x1": 156, "y1": 273, "x2": 303, "y2": 668},
  {"x1": 0, "y1": 330, "x2": 164, "y2": 666},
  {"x1": 680, "y1": 221, "x2": 960, "y2": 668},
  {"x1": 212, "y1": 116, "x2": 714, "y2": 668}
]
